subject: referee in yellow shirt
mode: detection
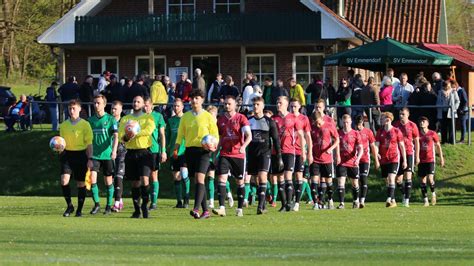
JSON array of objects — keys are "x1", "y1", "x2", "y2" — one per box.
[
  {"x1": 59, "y1": 99, "x2": 93, "y2": 217},
  {"x1": 175, "y1": 89, "x2": 219, "y2": 219},
  {"x1": 118, "y1": 95, "x2": 156, "y2": 218}
]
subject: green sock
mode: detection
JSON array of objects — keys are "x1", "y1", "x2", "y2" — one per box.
[
  {"x1": 175, "y1": 181, "x2": 183, "y2": 201},
  {"x1": 226, "y1": 180, "x2": 231, "y2": 193},
  {"x1": 301, "y1": 182, "x2": 312, "y2": 202},
  {"x1": 91, "y1": 183, "x2": 100, "y2": 204},
  {"x1": 151, "y1": 181, "x2": 159, "y2": 204},
  {"x1": 208, "y1": 177, "x2": 215, "y2": 200},
  {"x1": 184, "y1": 178, "x2": 190, "y2": 197},
  {"x1": 273, "y1": 183, "x2": 278, "y2": 201},
  {"x1": 106, "y1": 184, "x2": 114, "y2": 207},
  {"x1": 251, "y1": 186, "x2": 257, "y2": 197},
  {"x1": 244, "y1": 183, "x2": 250, "y2": 200}
]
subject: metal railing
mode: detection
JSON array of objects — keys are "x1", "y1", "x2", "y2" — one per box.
[{"x1": 25, "y1": 100, "x2": 472, "y2": 146}]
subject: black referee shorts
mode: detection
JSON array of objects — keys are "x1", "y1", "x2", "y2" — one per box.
[
  {"x1": 60, "y1": 150, "x2": 88, "y2": 181},
  {"x1": 91, "y1": 159, "x2": 114, "y2": 176},
  {"x1": 216, "y1": 156, "x2": 246, "y2": 180},
  {"x1": 185, "y1": 147, "x2": 211, "y2": 177},
  {"x1": 171, "y1": 155, "x2": 186, "y2": 172},
  {"x1": 125, "y1": 149, "x2": 153, "y2": 181}
]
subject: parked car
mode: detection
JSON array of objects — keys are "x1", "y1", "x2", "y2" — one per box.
[{"x1": 0, "y1": 86, "x2": 17, "y2": 118}]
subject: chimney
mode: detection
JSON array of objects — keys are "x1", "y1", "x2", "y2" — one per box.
[{"x1": 338, "y1": 0, "x2": 345, "y2": 17}]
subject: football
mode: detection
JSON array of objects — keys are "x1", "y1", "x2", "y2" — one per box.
[
  {"x1": 125, "y1": 120, "x2": 141, "y2": 139},
  {"x1": 49, "y1": 136, "x2": 66, "y2": 152},
  {"x1": 201, "y1": 134, "x2": 218, "y2": 152}
]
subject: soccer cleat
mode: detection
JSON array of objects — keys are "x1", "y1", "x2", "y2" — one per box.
[
  {"x1": 190, "y1": 209, "x2": 200, "y2": 219},
  {"x1": 111, "y1": 204, "x2": 120, "y2": 213},
  {"x1": 278, "y1": 206, "x2": 287, "y2": 212},
  {"x1": 267, "y1": 194, "x2": 273, "y2": 203},
  {"x1": 389, "y1": 200, "x2": 397, "y2": 208},
  {"x1": 63, "y1": 205, "x2": 75, "y2": 217},
  {"x1": 285, "y1": 204, "x2": 292, "y2": 212},
  {"x1": 141, "y1": 203, "x2": 149, "y2": 219},
  {"x1": 227, "y1": 193, "x2": 234, "y2": 208},
  {"x1": 423, "y1": 198, "x2": 429, "y2": 207},
  {"x1": 131, "y1": 211, "x2": 141, "y2": 218},
  {"x1": 208, "y1": 200, "x2": 215, "y2": 209},
  {"x1": 184, "y1": 198, "x2": 190, "y2": 209},
  {"x1": 403, "y1": 199, "x2": 410, "y2": 208},
  {"x1": 236, "y1": 208, "x2": 243, "y2": 217},
  {"x1": 243, "y1": 199, "x2": 249, "y2": 208},
  {"x1": 175, "y1": 201, "x2": 184, "y2": 208},
  {"x1": 90, "y1": 204, "x2": 100, "y2": 215},
  {"x1": 337, "y1": 203, "x2": 345, "y2": 209},
  {"x1": 359, "y1": 202, "x2": 365, "y2": 209},
  {"x1": 103, "y1": 206, "x2": 112, "y2": 215},
  {"x1": 328, "y1": 199, "x2": 335, "y2": 210},
  {"x1": 385, "y1": 199, "x2": 391, "y2": 208},
  {"x1": 74, "y1": 211, "x2": 82, "y2": 217},
  {"x1": 200, "y1": 210, "x2": 210, "y2": 219},
  {"x1": 249, "y1": 195, "x2": 255, "y2": 206},
  {"x1": 312, "y1": 203, "x2": 319, "y2": 210},
  {"x1": 431, "y1": 194, "x2": 437, "y2": 206},
  {"x1": 148, "y1": 203, "x2": 157, "y2": 211},
  {"x1": 212, "y1": 207, "x2": 226, "y2": 217},
  {"x1": 271, "y1": 201, "x2": 277, "y2": 208},
  {"x1": 257, "y1": 208, "x2": 267, "y2": 215},
  {"x1": 352, "y1": 202, "x2": 360, "y2": 209},
  {"x1": 292, "y1": 202, "x2": 300, "y2": 212}
]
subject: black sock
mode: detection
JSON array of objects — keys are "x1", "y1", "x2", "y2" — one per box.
[
  {"x1": 114, "y1": 177, "x2": 123, "y2": 201},
  {"x1": 174, "y1": 181, "x2": 182, "y2": 202},
  {"x1": 327, "y1": 182, "x2": 334, "y2": 201},
  {"x1": 404, "y1": 181, "x2": 412, "y2": 199},
  {"x1": 294, "y1": 180, "x2": 302, "y2": 203},
  {"x1": 320, "y1": 182, "x2": 327, "y2": 203},
  {"x1": 140, "y1": 185, "x2": 149, "y2": 206},
  {"x1": 352, "y1": 186, "x2": 359, "y2": 202},
  {"x1": 360, "y1": 175, "x2": 368, "y2": 199},
  {"x1": 237, "y1": 184, "x2": 245, "y2": 209},
  {"x1": 310, "y1": 182, "x2": 318, "y2": 203},
  {"x1": 218, "y1": 182, "x2": 227, "y2": 207},
  {"x1": 61, "y1": 185, "x2": 72, "y2": 206},
  {"x1": 338, "y1": 186, "x2": 345, "y2": 203},
  {"x1": 285, "y1": 180, "x2": 294, "y2": 205},
  {"x1": 278, "y1": 181, "x2": 287, "y2": 206},
  {"x1": 200, "y1": 183, "x2": 208, "y2": 212},
  {"x1": 388, "y1": 184, "x2": 395, "y2": 199},
  {"x1": 258, "y1": 183, "x2": 267, "y2": 210},
  {"x1": 132, "y1": 187, "x2": 140, "y2": 212},
  {"x1": 430, "y1": 182, "x2": 436, "y2": 193},
  {"x1": 77, "y1": 187, "x2": 86, "y2": 213},
  {"x1": 194, "y1": 183, "x2": 202, "y2": 210},
  {"x1": 396, "y1": 181, "x2": 404, "y2": 196},
  {"x1": 421, "y1": 183, "x2": 428, "y2": 198}
]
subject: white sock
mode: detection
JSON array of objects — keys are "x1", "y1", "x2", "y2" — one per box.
[{"x1": 360, "y1": 197, "x2": 365, "y2": 204}]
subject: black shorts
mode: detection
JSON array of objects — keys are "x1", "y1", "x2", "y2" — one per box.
[
  {"x1": 60, "y1": 150, "x2": 88, "y2": 181},
  {"x1": 151, "y1": 153, "x2": 161, "y2": 171},
  {"x1": 397, "y1": 155, "x2": 414, "y2": 175},
  {"x1": 171, "y1": 155, "x2": 186, "y2": 171},
  {"x1": 91, "y1": 159, "x2": 114, "y2": 176},
  {"x1": 418, "y1": 162, "x2": 435, "y2": 177},
  {"x1": 359, "y1": 162, "x2": 370, "y2": 178},
  {"x1": 247, "y1": 152, "x2": 271, "y2": 175},
  {"x1": 294, "y1": 155, "x2": 305, "y2": 173},
  {"x1": 271, "y1": 153, "x2": 295, "y2": 174},
  {"x1": 309, "y1": 163, "x2": 334, "y2": 178},
  {"x1": 207, "y1": 161, "x2": 216, "y2": 172},
  {"x1": 336, "y1": 165, "x2": 359, "y2": 179},
  {"x1": 216, "y1": 156, "x2": 246, "y2": 180},
  {"x1": 381, "y1": 163, "x2": 399, "y2": 178},
  {"x1": 185, "y1": 147, "x2": 211, "y2": 177},
  {"x1": 125, "y1": 149, "x2": 153, "y2": 181}
]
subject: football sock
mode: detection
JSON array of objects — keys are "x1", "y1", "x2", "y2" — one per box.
[
  {"x1": 352, "y1": 186, "x2": 359, "y2": 202},
  {"x1": 396, "y1": 181, "x2": 404, "y2": 196},
  {"x1": 430, "y1": 182, "x2": 436, "y2": 193},
  {"x1": 338, "y1": 185, "x2": 345, "y2": 203},
  {"x1": 200, "y1": 184, "x2": 208, "y2": 212},
  {"x1": 320, "y1": 182, "x2": 327, "y2": 203},
  {"x1": 272, "y1": 183, "x2": 278, "y2": 201},
  {"x1": 244, "y1": 183, "x2": 251, "y2": 201},
  {"x1": 91, "y1": 183, "x2": 100, "y2": 204},
  {"x1": 404, "y1": 180, "x2": 412, "y2": 199},
  {"x1": 150, "y1": 181, "x2": 159, "y2": 205},
  {"x1": 421, "y1": 183, "x2": 428, "y2": 198},
  {"x1": 310, "y1": 182, "x2": 318, "y2": 203},
  {"x1": 327, "y1": 182, "x2": 334, "y2": 201},
  {"x1": 285, "y1": 180, "x2": 294, "y2": 204},
  {"x1": 195, "y1": 183, "x2": 207, "y2": 211},
  {"x1": 278, "y1": 181, "x2": 287, "y2": 206},
  {"x1": 140, "y1": 185, "x2": 150, "y2": 206},
  {"x1": 106, "y1": 184, "x2": 114, "y2": 207},
  {"x1": 226, "y1": 180, "x2": 231, "y2": 193},
  {"x1": 360, "y1": 175, "x2": 368, "y2": 199},
  {"x1": 174, "y1": 180, "x2": 183, "y2": 201},
  {"x1": 114, "y1": 177, "x2": 123, "y2": 202},
  {"x1": 61, "y1": 185, "x2": 72, "y2": 206},
  {"x1": 208, "y1": 177, "x2": 215, "y2": 200},
  {"x1": 251, "y1": 183, "x2": 257, "y2": 198},
  {"x1": 303, "y1": 181, "x2": 313, "y2": 202},
  {"x1": 257, "y1": 183, "x2": 267, "y2": 210},
  {"x1": 218, "y1": 182, "x2": 227, "y2": 207},
  {"x1": 294, "y1": 180, "x2": 302, "y2": 203},
  {"x1": 184, "y1": 178, "x2": 190, "y2": 199},
  {"x1": 77, "y1": 186, "x2": 86, "y2": 213},
  {"x1": 237, "y1": 184, "x2": 245, "y2": 208},
  {"x1": 131, "y1": 187, "x2": 140, "y2": 212},
  {"x1": 387, "y1": 184, "x2": 395, "y2": 200}
]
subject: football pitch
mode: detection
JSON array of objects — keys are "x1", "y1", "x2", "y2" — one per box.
[{"x1": 0, "y1": 197, "x2": 473, "y2": 265}]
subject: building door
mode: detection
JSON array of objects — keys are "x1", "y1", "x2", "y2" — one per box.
[{"x1": 191, "y1": 55, "x2": 220, "y2": 93}]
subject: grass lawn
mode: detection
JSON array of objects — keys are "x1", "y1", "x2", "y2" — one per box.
[{"x1": 0, "y1": 197, "x2": 473, "y2": 265}]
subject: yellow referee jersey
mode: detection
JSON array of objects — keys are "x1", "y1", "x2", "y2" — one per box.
[
  {"x1": 60, "y1": 119, "x2": 93, "y2": 151},
  {"x1": 118, "y1": 113, "x2": 156, "y2": 150},
  {"x1": 176, "y1": 110, "x2": 219, "y2": 148}
]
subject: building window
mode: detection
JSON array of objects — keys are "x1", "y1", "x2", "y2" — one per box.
[
  {"x1": 168, "y1": 0, "x2": 195, "y2": 14},
  {"x1": 246, "y1": 54, "x2": 276, "y2": 85},
  {"x1": 214, "y1": 0, "x2": 240, "y2": 14},
  {"x1": 136, "y1": 56, "x2": 167, "y2": 76},
  {"x1": 293, "y1": 54, "x2": 324, "y2": 88},
  {"x1": 88, "y1": 57, "x2": 119, "y2": 78}
]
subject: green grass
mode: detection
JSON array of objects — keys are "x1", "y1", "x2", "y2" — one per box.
[
  {"x1": 0, "y1": 80, "x2": 47, "y2": 98},
  {"x1": 0, "y1": 197, "x2": 473, "y2": 265}
]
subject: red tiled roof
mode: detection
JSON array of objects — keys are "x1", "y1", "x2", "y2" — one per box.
[
  {"x1": 320, "y1": 0, "x2": 441, "y2": 44},
  {"x1": 420, "y1": 43, "x2": 474, "y2": 69}
]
